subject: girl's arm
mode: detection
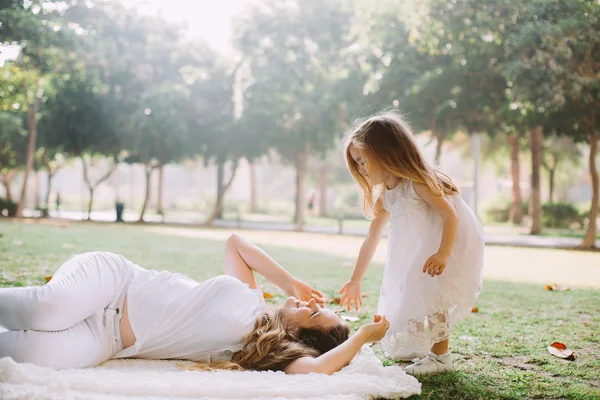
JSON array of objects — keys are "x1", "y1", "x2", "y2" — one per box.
[
  {"x1": 284, "y1": 315, "x2": 390, "y2": 375},
  {"x1": 339, "y1": 197, "x2": 390, "y2": 310},
  {"x1": 224, "y1": 233, "x2": 322, "y2": 302},
  {"x1": 413, "y1": 182, "x2": 459, "y2": 276}
]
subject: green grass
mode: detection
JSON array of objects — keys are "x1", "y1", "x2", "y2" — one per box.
[{"x1": 1, "y1": 220, "x2": 599, "y2": 399}]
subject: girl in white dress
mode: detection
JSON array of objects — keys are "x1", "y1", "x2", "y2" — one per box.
[{"x1": 338, "y1": 112, "x2": 484, "y2": 376}]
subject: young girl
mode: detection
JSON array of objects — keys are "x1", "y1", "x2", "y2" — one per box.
[{"x1": 338, "y1": 112, "x2": 484, "y2": 376}]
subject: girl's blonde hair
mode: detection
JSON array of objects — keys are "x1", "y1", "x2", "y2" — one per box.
[
  {"x1": 345, "y1": 112, "x2": 458, "y2": 218},
  {"x1": 186, "y1": 309, "x2": 349, "y2": 372}
]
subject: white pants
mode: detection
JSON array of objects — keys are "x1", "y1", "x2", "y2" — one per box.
[{"x1": 0, "y1": 252, "x2": 135, "y2": 369}]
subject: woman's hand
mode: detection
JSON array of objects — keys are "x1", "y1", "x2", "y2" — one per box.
[
  {"x1": 357, "y1": 315, "x2": 390, "y2": 343},
  {"x1": 287, "y1": 278, "x2": 324, "y2": 306},
  {"x1": 423, "y1": 252, "x2": 449, "y2": 276},
  {"x1": 338, "y1": 280, "x2": 363, "y2": 311}
]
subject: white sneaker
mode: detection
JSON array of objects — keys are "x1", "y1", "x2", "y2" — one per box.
[
  {"x1": 404, "y1": 352, "x2": 453, "y2": 376},
  {"x1": 393, "y1": 352, "x2": 428, "y2": 362}
]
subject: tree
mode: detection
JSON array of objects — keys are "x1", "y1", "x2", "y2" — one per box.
[
  {"x1": 541, "y1": 136, "x2": 581, "y2": 204},
  {"x1": 234, "y1": 0, "x2": 359, "y2": 230},
  {"x1": 501, "y1": 0, "x2": 600, "y2": 244},
  {"x1": 0, "y1": 111, "x2": 27, "y2": 202}
]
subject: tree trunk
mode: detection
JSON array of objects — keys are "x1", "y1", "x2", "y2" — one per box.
[
  {"x1": 434, "y1": 132, "x2": 444, "y2": 165},
  {"x1": 2, "y1": 172, "x2": 15, "y2": 202},
  {"x1": 508, "y1": 134, "x2": 523, "y2": 225},
  {"x1": 138, "y1": 164, "x2": 153, "y2": 223},
  {"x1": 81, "y1": 155, "x2": 118, "y2": 221},
  {"x1": 34, "y1": 170, "x2": 40, "y2": 211},
  {"x1": 16, "y1": 82, "x2": 41, "y2": 217},
  {"x1": 249, "y1": 160, "x2": 257, "y2": 214},
  {"x1": 156, "y1": 164, "x2": 164, "y2": 215},
  {"x1": 43, "y1": 170, "x2": 54, "y2": 217},
  {"x1": 529, "y1": 127, "x2": 543, "y2": 234},
  {"x1": 205, "y1": 159, "x2": 239, "y2": 226},
  {"x1": 580, "y1": 131, "x2": 598, "y2": 249},
  {"x1": 87, "y1": 186, "x2": 94, "y2": 220},
  {"x1": 548, "y1": 168, "x2": 555, "y2": 204},
  {"x1": 318, "y1": 162, "x2": 329, "y2": 217},
  {"x1": 294, "y1": 150, "x2": 309, "y2": 231},
  {"x1": 508, "y1": 134, "x2": 523, "y2": 224}
]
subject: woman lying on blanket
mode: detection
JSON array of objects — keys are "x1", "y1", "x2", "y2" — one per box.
[{"x1": 0, "y1": 233, "x2": 390, "y2": 374}]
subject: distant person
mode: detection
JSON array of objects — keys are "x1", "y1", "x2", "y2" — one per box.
[
  {"x1": 307, "y1": 191, "x2": 316, "y2": 215},
  {"x1": 338, "y1": 112, "x2": 484, "y2": 376},
  {"x1": 55, "y1": 192, "x2": 61, "y2": 214},
  {"x1": 0, "y1": 234, "x2": 389, "y2": 372}
]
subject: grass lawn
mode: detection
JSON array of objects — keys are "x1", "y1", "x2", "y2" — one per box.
[{"x1": 1, "y1": 219, "x2": 599, "y2": 399}]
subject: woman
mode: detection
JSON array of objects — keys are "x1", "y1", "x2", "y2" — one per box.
[{"x1": 0, "y1": 234, "x2": 390, "y2": 374}]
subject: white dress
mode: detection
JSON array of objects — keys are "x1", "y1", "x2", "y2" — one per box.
[{"x1": 378, "y1": 179, "x2": 484, "y2": 360}]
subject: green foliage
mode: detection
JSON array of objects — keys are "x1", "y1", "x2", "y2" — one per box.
[
  {"x1": 0, "y1": 197, "x2": 17, "y2": 216},
  {"x1": 542, "y1": 202, "x2": 585, "y2": 229}
]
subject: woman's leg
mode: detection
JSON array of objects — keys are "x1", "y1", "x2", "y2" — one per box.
[
  {"x1": 0, "y1": 310, "x2": 112, "y2": 369},
  {"x1": 0, "y1": 252, "x2": 131, "y2": 331}
]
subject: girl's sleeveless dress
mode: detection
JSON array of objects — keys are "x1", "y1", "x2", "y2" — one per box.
[{"x1": 378, "y1": 180, "x2": 484, "y2": 360}]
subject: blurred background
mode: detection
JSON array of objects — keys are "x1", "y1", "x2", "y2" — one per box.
[{"x1": 0, "y1": 0, "x2": 598, "y2": 248}]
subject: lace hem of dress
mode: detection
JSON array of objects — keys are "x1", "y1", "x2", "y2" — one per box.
[{"x1": 381, "y1": 274, "x2": 483, "y2": 359}]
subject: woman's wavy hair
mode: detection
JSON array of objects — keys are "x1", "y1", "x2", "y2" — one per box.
[
  {"x1": 345, "y1": 111, "x2": 459, "y2": 218},
  {"x1": 186, "y1": 308, "x2": 350, "y2": 372}
]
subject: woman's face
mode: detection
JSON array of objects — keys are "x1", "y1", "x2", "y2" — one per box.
[{"x1": 282, "y1": 297, "x2": 342, "y2": 329}]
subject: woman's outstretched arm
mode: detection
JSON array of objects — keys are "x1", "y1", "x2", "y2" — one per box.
[
  {"x1": 284, "y1": 315, "x2": 390, "y2": 375},
  {"x1": 224, "y1": 233, "x2": 322, "y2": 302}
]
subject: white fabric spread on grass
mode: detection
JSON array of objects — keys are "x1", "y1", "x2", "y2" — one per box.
[{"x1": 0, "y1": 346, "x2": 420, "y2": 400}]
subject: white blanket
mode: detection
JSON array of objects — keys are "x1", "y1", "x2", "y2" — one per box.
[{"x1": 0, "y1": 346, "x2": 420, "y2": 400}]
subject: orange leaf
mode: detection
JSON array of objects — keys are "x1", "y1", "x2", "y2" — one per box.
[
  {"x1": 45, "y1": 276, "x2": 53, "y2": 283},
  {"x1": 471, "y1": 307, "x2": 479, "y2": 313},
  {"x1": 262, "y1": 291, "x2": 274, "y2": 299},
  {"x1": 545, "y1": 284, "x2": 571, "y2": 291},
  {"x1": 548, "y1": 342, "x2": 576, "y2": 361}
]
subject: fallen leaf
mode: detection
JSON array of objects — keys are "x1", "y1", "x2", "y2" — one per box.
[
  {"x1": 45, "y1": 276, "x2": 53, "y2": 283},
  {"x1": 341, "y1": 315, "x2": 359, "y2": 322},
  {"x1": 548, "y1": 342, "x2": 576, "y2": 361},
  {"x1": 262, "y1": 291, "x2": 274, "y2": 299},
  {"x1": 471, "y1": 307, "x2": 479, "y2": 313},
  {"x1": 545, "y1": 284, "x2": 571, "y2": 291}
]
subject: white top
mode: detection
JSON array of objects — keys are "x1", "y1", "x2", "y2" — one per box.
[{"x1": 115, "y1": 269, "x2": 266, "y2": 362}]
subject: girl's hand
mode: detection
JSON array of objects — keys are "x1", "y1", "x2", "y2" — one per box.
[
  {"x1": 338, "y1": 280, "x2": 363, "y2": 311},
  {"x1": 357, "y1": 315, "x2": 390, "y2": 343},
  {"x1": 288, "y1": 278, "x2": 324, "y2": 306},
  {"x1": 423, "y1": 252, "x2": 449, "y2": 276}
]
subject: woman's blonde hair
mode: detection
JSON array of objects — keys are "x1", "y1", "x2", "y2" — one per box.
[
  {"x1": 186, "y1": 309, "x2": 349, "y2": 372},
  {"x1": 345, "y1": 112, "x2": 458, "y2": 218}
]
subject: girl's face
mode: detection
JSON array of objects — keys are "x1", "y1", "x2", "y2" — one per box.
[{"x1": 349, "y1": 146, "x2": 386, "y2": 186}]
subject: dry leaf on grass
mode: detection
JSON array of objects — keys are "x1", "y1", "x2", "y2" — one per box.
[
  {"x1": 341, "y1": 315, "x2": 360, "y2": 322},
  {"x1": 471, "y1": 307, "x2": 479, "y2": 313},
  {"x1": 45, "y1": 276, "x2": 53, "y2": 283},
  {"x1": 548, "y1": 342, "x2": 576, "y2": 361},
  {"x1": 545, "y1": 284, "x2": 571, "y2": 291},
  {"x1": 262, "y1": 291, "x2": 274, "y2": 299}
]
